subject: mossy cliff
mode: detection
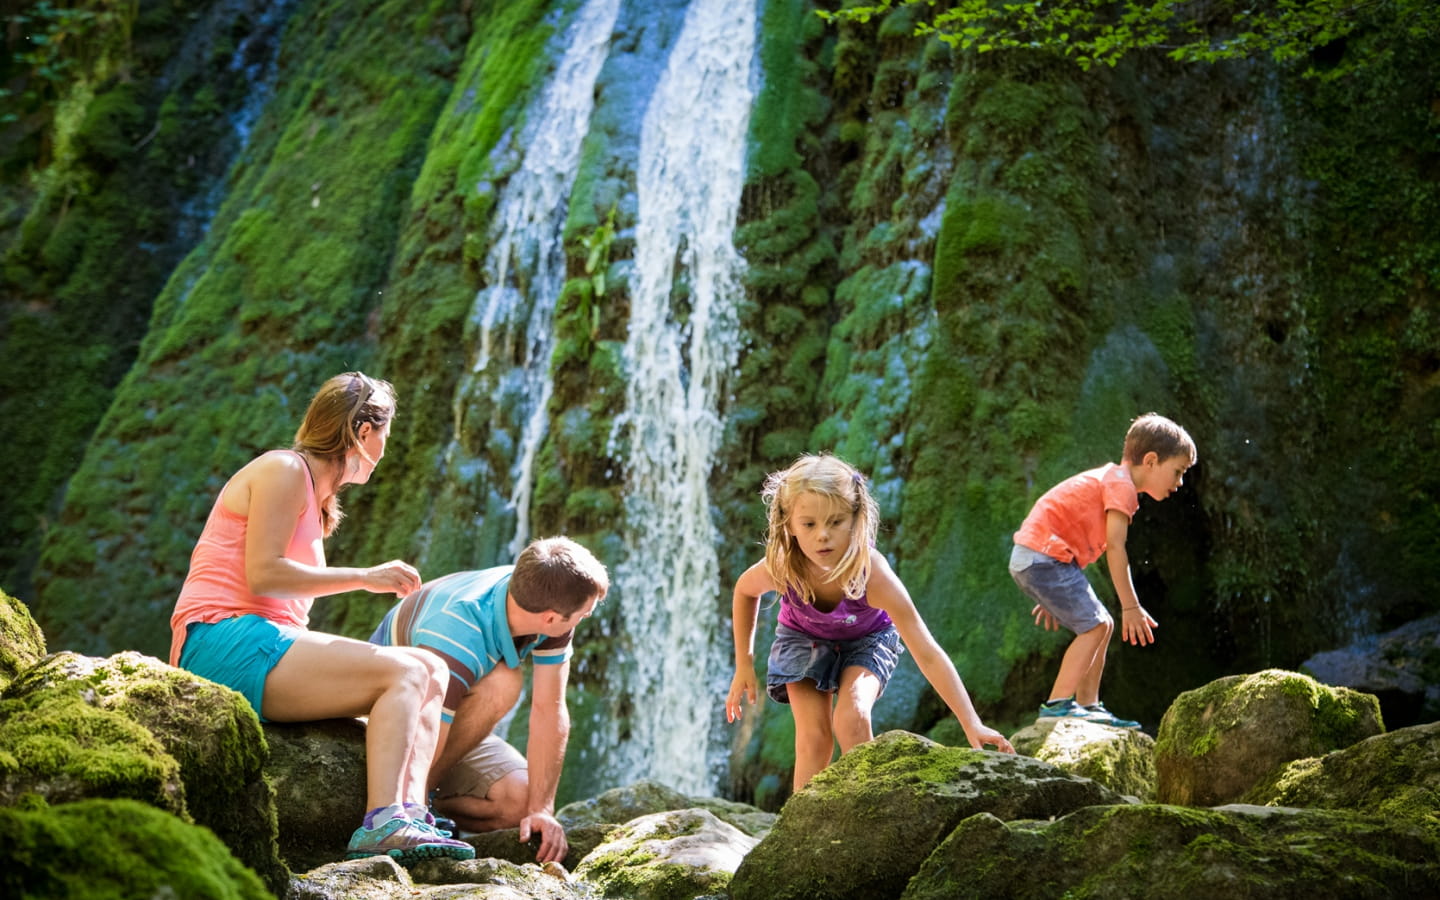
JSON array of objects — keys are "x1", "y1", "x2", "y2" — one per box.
[{"x1": 3, "y1": 0, "x2": 1437, "y2": 806}]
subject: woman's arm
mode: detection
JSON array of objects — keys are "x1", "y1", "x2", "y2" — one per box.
[{"x1": 239, "y1": 452, "x2": 419, "y2": 599}]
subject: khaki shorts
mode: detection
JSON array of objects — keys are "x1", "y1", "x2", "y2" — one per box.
[{"x1": 433, "y1": 733, "x2": 527, "y2": 800}]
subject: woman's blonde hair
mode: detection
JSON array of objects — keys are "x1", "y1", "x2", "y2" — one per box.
[
  {"x1": 761, "y1": 454, "x2": 878, "y2": 604},
  {"x1": 292, "y1": 371, "x2": 395, "y2": 536}
]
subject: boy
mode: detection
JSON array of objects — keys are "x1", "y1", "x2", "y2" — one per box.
[
  {"x1": 1009, "y1": 413, "x2": 1196, "y2": 729},
  {"x1": 369, "y1": 536, "x2": 608, "y2": 864}
]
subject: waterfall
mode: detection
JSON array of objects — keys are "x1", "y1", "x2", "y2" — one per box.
[
  {"x1": 611, "y1": 0, "x2": 757, "y2": 795},
  {"x1": 456, "y1": 0, "x2": 621, "y2": 558}
]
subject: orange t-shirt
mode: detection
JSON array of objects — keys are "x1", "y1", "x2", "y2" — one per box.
[
  {"x1": 168, "y1": 450, "x2": 323, "y2": 665},
  {"x1": 1013, "y1": 462, "x2": 1139, "y2": 568}
]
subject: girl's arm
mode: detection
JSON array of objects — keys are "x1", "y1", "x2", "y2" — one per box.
[
  {"x1": 725, "y1": 561, "x2": 773, "y2": 722},
  {"x1": 240, "y1": 452, "x2": 420, "y2": 600},
  {"x1": 865, "y1": 550, "x2": 1014, "y2": 753}
]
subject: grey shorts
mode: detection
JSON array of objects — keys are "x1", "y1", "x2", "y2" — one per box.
[
  {"x1": 765, "y1": 623, "x2": 903, "y2": 704},
  {"x1": 1009, "y1": 543, "x2": 1110, "y2": 634},
  {"x1": 433, "y1": 733, "x2": 527, "y2": 801}
]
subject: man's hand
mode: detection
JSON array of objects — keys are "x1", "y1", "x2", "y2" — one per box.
[{"x1": 520, "y1": 811, "x2": 568, "y2": 864}]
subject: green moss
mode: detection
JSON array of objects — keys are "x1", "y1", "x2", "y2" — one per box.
[{"x1": 0, "y1": 798, "x2": 273, "y2": 900}]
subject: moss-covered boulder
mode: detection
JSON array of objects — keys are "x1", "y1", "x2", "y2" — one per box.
[
  {"x1": 264, "y1": 717, "x2": 368, "y2": 871},
  {"x1": 572, "y1": 808, "x2": 758, "y2": 900},
  {"x1": 729, "y1": 730, "x2": 1127, "y2": 900},
  {"x1": 1010, "y1": 716, "x2": 1158, "y2": 801},
  {"x1": 1155, "y1": 669, "x2": 1384, "y2": 806},
  {"x1": 0, "y1": 797, "x2": 273, "y2": 900},
  {"x1": 557, "y1": 778, "x2": 693, "y2": 829},
  {"x1": 1, "y1": 650, "x2": 287, "y2": 895},
  {"x1": 1242, "y1": 720, "x2": 1440, "y2": 833},
  {"x1": 900, "y1": 803, "x2": 1440, "y2": 900},
  {"x1": 0, "y1": 588, "x2": 45, "y2": 695}
]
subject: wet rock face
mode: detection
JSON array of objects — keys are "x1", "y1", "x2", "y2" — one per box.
[
  {"x1": 1301, "y1": 613, "x2": 1440, "y2": 729},
  {"x1": 1154, "y1": 668, "x2": 1384, "y2": 806}
]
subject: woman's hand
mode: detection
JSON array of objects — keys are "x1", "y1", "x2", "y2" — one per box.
[{"x1": 362, "y1": 560, "x2": 422, "y2": 597}]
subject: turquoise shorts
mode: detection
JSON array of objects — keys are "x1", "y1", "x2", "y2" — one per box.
[{"x1": 179, "y1": 615, "x2": 302, "y2": 721}]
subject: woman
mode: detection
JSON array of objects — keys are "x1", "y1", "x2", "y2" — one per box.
[{"x1": 169, "y1": 371, "x2": 473, "y2": 862}]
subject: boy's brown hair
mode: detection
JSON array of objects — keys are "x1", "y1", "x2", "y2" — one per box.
[{"x1": 1123, "y1": 413, "x2": 1197, "y2": 466}]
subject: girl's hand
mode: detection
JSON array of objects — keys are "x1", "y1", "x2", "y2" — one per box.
[
  {"x1": 362, "y1": 560, "x2": 422, "y2": 597},
  {"x1": 1031, "y1": 604, "x2": 1059, "y2": 631},
  {"x1": 1121, "y1": 604, "x2": 1157, "y2": 646},
  {"x1": 965, "y1": 724, "x2": 1015, "y2": 754},
  {"x1": 725, "y1": 668, "x2": 758, "y2": 723}
]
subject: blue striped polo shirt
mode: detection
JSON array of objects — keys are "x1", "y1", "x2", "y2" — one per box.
[{"x1": 369, "y1": 566, "x2": 572, "y2": 722}]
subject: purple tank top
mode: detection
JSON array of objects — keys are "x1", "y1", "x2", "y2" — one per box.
[{"x1": 777, "y1": 587, "x2": 892, "y2": 641}]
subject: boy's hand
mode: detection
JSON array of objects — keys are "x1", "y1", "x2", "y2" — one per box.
[
  {"x1": 1031, "y1": 604, "x2": 1060, "y2": 631},
  {"x1": 725, "y1": 668, "x2": 758, "y2": 722},
  {"x1": 1121, "y1": 605, "x2": 1157, "y2": 646}
]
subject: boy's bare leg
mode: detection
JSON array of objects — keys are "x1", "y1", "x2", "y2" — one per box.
[
  {"x1": 786, "y1": 680, "x2": 837, "y2": 791},
  {"x1": 1048, "y1": 621, "x2": 1111, "y2": 706}
]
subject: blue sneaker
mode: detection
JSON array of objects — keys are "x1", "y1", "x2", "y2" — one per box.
[
  {"x1": 1037, "y1": 698, "x2": 1092, "y2": 720},
  {"x1": 1083, "y1": 702, "x2": 1141, "y2": 729},
  {"x1": 345, "y1": 816, "x2": 475, "y2": 863}
]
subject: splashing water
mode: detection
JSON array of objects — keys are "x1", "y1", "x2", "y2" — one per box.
[
  {"x1": 453, "y1": 0, "x2": 621, "y2": 557},
  {"x1": 611, "y1": 0, "x2": 757, "y2": 795}
]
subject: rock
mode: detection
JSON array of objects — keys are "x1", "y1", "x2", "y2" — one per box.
[
  {"x1": 1155, "y1": 669, "x2": 1384, "y2": 806},
  {"x1": 1243, "y1": 720, "x2": 1440, "y2": 830},
  {"x1": 901, "y1": 803, "x2": 1440, "y2": 899},
  {"x1": 0, "y1": 797, "x2": 271, "y2": 899},
  {"x1": 1302, "y1": 614, "x2": 1440, "y2": 728},
  {"x1": 729, "y1": 730, "x2": 1127, "y2": 900},
  {"x1": 0, "y1": 588, "x2": 45, "y2": 695},
  {"x1": 1010, "y1": 716, "x2": 1157, "y2": 801},
  {"x1": 687, "y1": 794, "x2": 776, "y2": 837},
  {"x1": 0, "y1": 650, "x2": 288, "y2": 895},
  {"x1": 572, "y1": 807, "x2": 758, "y2": 900},
  {"x1": 291, "y1": 854, "x2": 590, "y2": 899},
  {"x1": 557, "y1": 778, "x2": 693, "y2": 829},
  {"x1": 466, "y1": 821, "x2": 615, "y2": 870},
  {"x1": 264, "y1": 717, "x2": 368, "y2": 871}
]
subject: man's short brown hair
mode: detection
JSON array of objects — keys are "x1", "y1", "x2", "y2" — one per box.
[{"x1": 510, "y1": 537, "x2": 609, "y2": 616}]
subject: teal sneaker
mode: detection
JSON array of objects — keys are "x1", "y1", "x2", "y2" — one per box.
[
  {"x1": 345, "y1": 816, "x2": 475, "y2": 863},
  {"x1": 1083, "y1": 702, "x2": 1141, "y2": 729},
  {"x1": 1038, "y1": 698, "x2": 1087, "y2": 719}
]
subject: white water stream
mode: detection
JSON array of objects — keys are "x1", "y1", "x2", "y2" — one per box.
[
  {"x1": 610, "y1": 0, "x2": 757, "y2": 795},
  {"x1": 459, "y1": 0, "x2": 621, "y2": 557}
]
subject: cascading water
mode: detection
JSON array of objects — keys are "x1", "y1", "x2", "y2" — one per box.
[
  {"x1": 610, "y1": 0, "x2": 758, "y2": 795},
  {"x1": 451, "y1": 0, "x2": 621, "y2": 558}
]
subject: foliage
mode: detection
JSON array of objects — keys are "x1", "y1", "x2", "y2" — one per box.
[{"x1": 824, "y1": 0, "x2": 1440, "y2": 76}]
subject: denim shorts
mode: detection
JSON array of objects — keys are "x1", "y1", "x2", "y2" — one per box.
[
  {"x1": 766, "y1": 623, "x2": 903, "y2": 704},
  {"x1": 179, "y1": 615, "x2": 303, "y2": 721},
  {"x1": 1008, "y1": 544, "x2": 1110, "y2": 634}
]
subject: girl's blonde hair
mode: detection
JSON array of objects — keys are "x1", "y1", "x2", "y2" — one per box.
[
  {"x1": 761, "y1": 454, "x2": 879, "y2": 604},
  {"x1": 292, "y1": 371, "x2": 395, "y2": 536}
]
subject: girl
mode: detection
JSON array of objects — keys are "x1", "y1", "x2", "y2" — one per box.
[
  {"x1": 169, "y1": 372, "x2": 473, "y2": 862},
  {"x1": 726, "y1": 454, "x2": 1013, "y2": 790}
]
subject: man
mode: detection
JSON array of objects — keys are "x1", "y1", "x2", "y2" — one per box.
[{"x1": 370, "y1": 536, "x2": 608, "y2": 863}]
